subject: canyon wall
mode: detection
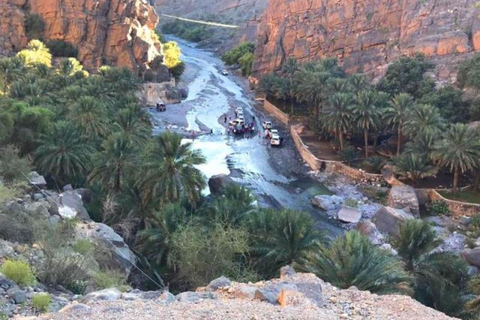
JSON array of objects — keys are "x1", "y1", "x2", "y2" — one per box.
[
  {"x1": 154, "y1": 0, "x2": 268, "y2": 51},
  {"x1": 253, "y1": 0, "x2": 480, "y2": 82},
  {"x1": 0, "y1": 0, "x2": 165, "y2": 76}
]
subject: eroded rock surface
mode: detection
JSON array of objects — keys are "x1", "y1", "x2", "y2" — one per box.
[{"x1": 254, "y1": 0, "x2": 480, "y2": 82}]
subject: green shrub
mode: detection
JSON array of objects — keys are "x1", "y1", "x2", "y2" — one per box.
[
  {"x1": 426, "y1": 200, "x2": 451, "y2": 216},
  {"x1": 338, "y1": 146, "x2": 359, "y2": 165},
  {"x1": 46, "y1": 40, "x2": 78, "y2": 58},
  {"x1": 0, "y1": 145, "x2": 32, "y2": 183},
  {"x1": 24, "y1": 14, "x2": 45, "y2": 40},
  {"x1": 32, "y1": 293, "x2": 51, "y2": 312},
  {"x1": 365, "y1": 156, "x2": 386, "y2": 173},
  {"x1": 72, "y1": 240, "x2": 95, "y2": 256},
  {"x1": 471, "y1": 214, "x2": 480, "y2": 228},
  {"x1": 0, "y1": 208, "x2": 35, "y2": 243},
  {"x1": 93, "y1": 270, "x2": 127, "y2": 290},
  {"x1": 222, "y1": 42, "x2": 255, "y2": 66},
  {"x1": 344, "y1": 198, "x2": 359, "y2": 208},
  {"x1": 0, "y1": 259, "x2": 36, "y2": 286}
]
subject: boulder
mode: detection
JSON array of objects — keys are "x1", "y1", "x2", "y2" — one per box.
[
  {"x1": 387, "y1": 185, "x2": 420, "y2": 216},
  {"x1": 337, "y1": 206, "x2": 362, "y2": 223},
  {"x1": 372, "y1": 206, "x2": 414, "y2": 237},
  {"x1": 207, "y1": 276, "x2": 231, "y2": 291},
  {"x1": 25, "y1": 201, "x2": 51, "y2": 217},
  {"x1": 280, "y1": 265, "x2": 296, "y2": 279},
  {"x1": 208, "y1": 174, "x2": 235, "y2": 195},
  {"x1": 10, "y1": 289, "x2": 26, "y2": 304},
  {"x1": 463, "y1": 247, "x2": 480, "y2": 268},
  {"x1": 158, "y1": 291, "x2": 176, "y2": 304},
  {"x1": 75, "y1": 222, "x2": 136, "y2": 276},
  {"x1": 58, "y1": 190, "x2": 90, "y2": 220},
  {"x1": 27, "y1": 171, "x2": 46, "y2": 188},
  {"x1": 311, "y1": 195, "x2": 344, "y2": 211},
  {"x1": 356, "y1": 221, "x2": 384, "y2": 245},
  {"x1": 83, "y1": 288, "x2": 122, "y2": 302},
  {"x1": 176, "y1": 291, "x2": 214, "y2": 303}
]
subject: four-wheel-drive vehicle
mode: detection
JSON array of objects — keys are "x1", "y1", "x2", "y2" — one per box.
[
  {"x1": 156, "y1": 103, "x2": 166, "y2": 112},
  {"x1": 262, "y1": 121, "x2": 272, "y2": 130},
  {"x1": 222, "y1": 70, "x2": 229, "y2": 76},
  {"x1": 270, "y1": 134, "x2": 281, "y2": 146},
  {"x1": 229, "y1": 119, "x2": 245, "y2": 127},
  {"x1": 270, "y1": 129, "x2": 279, "y2": 135}
]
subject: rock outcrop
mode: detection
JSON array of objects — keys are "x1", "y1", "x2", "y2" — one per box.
[
  {"x1": 1, "y1": 0, "x2": 166, "y2": 76},
  {"x1": 31, "y1": 268, "x2": 456, "y2": 320},
  {"x1": 253, "y1": 0, "x2": 480, "y2": 82},
  {"x1": 372, "y1": 206, "x2": 414, "y2": 236}
]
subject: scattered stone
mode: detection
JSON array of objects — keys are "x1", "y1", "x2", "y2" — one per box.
[
  {"x1": 58, "y1": 190, "x2": 90, "y2": 220},
  {"x1": 463, "y1": 247, "x2": 480, "y2": 268},
  {"x1": 10, "y1": 290, "x2": 27, "y2": 304},
  {"x1": 83, "y1": 288, "x2": 122, "y2": 302},
  {"x1": 356, "y1": 221, "x2": 383, "y2": 245},
  {"x1": 425, "y1": 216, "x2": 453, "y2": 227},
  {"x1": 176, "y1": 291, "x2": 211, "y2": 303},
  {"x1": 207, "y1": 276, "x2": 231, "y2": 291},
  {"x1": 59, "y1": 303, "x2": 91, "y2": 313},
  {"x1": 337, "y1": 206, "x2": 362, "y2": 223},
  {"x1": 387, "y1": 185, "x2": 420, "y2": 216},
  {"x1": 28, "y1": 171, "x2": 46, "y2": 188},
  {"x1": 158, "y1": 291, "x2": 176, "y2": 304},
  {"x1": 280, "y1": 265, "x2": 296, "y2": 279},
  {"x1": 372, "y1": 206, "x2": 414, "y2": 237},
  {"x1": 25, "y1": 201, "x2": 51, "y2": 217},
  {"x1": 311, "y1": 195, "x2": 344, "y2": 211},
  {"x1": 468, "y1": 266, "x2": 479, "y2": 276},
  {"x1": 63, "y1": 184, "x2": 74, "y2": 191}
]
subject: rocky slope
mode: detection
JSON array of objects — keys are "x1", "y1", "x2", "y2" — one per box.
[
  {"x1": 153, "y1": 0, "x2": 268, "y2": 51},
  {"x1": 253, "y1": 0, "x2": 480, "y2": 81},
  {"x1": 24, "y1": 267, "x2": 456, "y2": 320},
  {"x1": 1, "y1": 0, "x2": 166, "y2": 77}
]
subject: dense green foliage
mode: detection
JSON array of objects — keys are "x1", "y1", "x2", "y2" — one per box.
[
  {"x1": 46, "y1": 40, "x2": 78, "y2": 58},
  {"x1": 0, "y1": 259, "x2": 36, "y2": 286},
  {"x1": 162, "y1": 20, "x2": 210, "y2": 42},
  {"x1": 32, "y1": 293, "x2": 51, "y2": 313},
  {"x1": 222, "y1": 43, "x2": 255, "y2": 76},
  {"x1": 24, "y1": 14, "x2": 45, "y2": 40}
]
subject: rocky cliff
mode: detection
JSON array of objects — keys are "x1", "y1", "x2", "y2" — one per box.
[
  {"x1": 1, "y1": 0, "x2": 164, "y2": 76},
  {"x1": 27, "y1": 267, "x2": 456, "y2": 320},
  {"x1": 253, "y1": 0, "x2": 480, "y2": 81},
  {"x1": 154, "y1": 0, "x2": 268, "y2": 51}
]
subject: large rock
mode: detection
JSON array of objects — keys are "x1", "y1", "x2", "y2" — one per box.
[
  {"x1": 463, "y1": 247, "x2": 480, "y2": 268},
  {"x1": 83, "y1": 288, "x2": 122, "y2": 303},
  {"x1": 337, "y1": 206, "x2": 362, "y2": 223},
  {"x1": 356, "y1": 220, "x2": 384, "y2": 245},
  {"x1": 311, "y1": 195, "x2": 344, "y2": 211},
  {"x1": 27, "y1": 171, "x2": 46, "y2": 188},
  {"x1": 2, "y1": 0, "x2": 167, "y2": 78},
  {"x1": 75, "y1": 222, "x2": 137, "y2": 276},
  {"x1": 372, "y1": 206, "x2": 414, "y2": 237},
  {"x1": 387, "y1": 185, "x2": 420, "y2": 216},
  {"x1": 208, "y1": 174, "x2": 235, "y2": 195},
  {"x1": 58, "y1": 190, "x2": 90, "y2": 220},
  {"x1": 253, "y1": 0, "x2": 480, "y2": 82}
]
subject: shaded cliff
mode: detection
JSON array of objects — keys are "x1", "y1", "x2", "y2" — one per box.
[
  {"x1": 253, "y1": 0, "x2": 480, "y2": 81},
  {"x1": 1, "y1": 0, "x2": 166, "y2": 77},
  {"x1": 154, "y1": 0, "x2": 268, "y2": 51}
]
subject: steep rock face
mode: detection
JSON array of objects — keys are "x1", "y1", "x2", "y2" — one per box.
[
  {"x1": 154, "y1": 0, "x2": 268, "y2": 51},
  {"x1": 1, "y1": 0, "x2": 164, "y2": 75},
  {"x1": 253, "y1": 0, "x2": 480, "y2": 81}
]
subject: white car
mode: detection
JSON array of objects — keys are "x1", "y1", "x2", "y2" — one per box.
[
  {"x1": 270, "y1": 129, "x2": 279, "y2": 135},
  {"x1": 229, "y1": 118, "x2": 245, "y2": 127},
  {"x1": 235, "y1": 107, "x2": 243, "y2": 114},
  {"x1": 222, "y1": 70, "x2": 229, "y2": 76},
  {"x1": 262, "y1": 121, "x2": 272, "y2": 130},
  {"x1": 270, "y1": 134, "x2": 281, "y2": 146}
]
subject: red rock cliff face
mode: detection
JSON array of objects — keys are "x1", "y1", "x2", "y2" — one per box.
[
  {"x1": 1, "y1": 0, "x2": 164, "y2": 76},
  {"x1": 253, "y1": 0, "x2": 480, "y2": 81}
]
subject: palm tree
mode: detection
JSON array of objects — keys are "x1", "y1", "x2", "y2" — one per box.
[
  {"x1": 68, "y1": 96, "x2": 108, "y2": 139},
  {"x1": 432, "y1": 123, "x2": 480, "y2": 193},
  {"x1": 327, "y1": 78, "x2": 349, "y2": 93},
  {"x1": 114, "y1": 105, "x2": 151, "y2": 146},
  {"x1": 138, "y1": 131, "x2": 206, "y2": 207},
  {"x1": 320, "y1": 93, "x2": 354, "y2": 149},
  {"x1": 393, "y1": 220, "x2": 442, "y2": 271},
  {"x1": 353, "y1": 90, "x2": 381, "y2": 158},
  {"x1": 247, "y1": 208, "x2": 324, "y2": 277},
  {"x1": 294, "y1": 69, "x2": 331, "y2": 117},
  {"x1": 349, "y1": 73, "x2": 370, "y2": 95},
  {"x1": 384, "y1": 93, "x2": 415, "y2": 155},
  {"x1": 280, "y1": 58, "x2": 298, "y2": 114},
  {"x1": 404, "y1": 134, "x2": 437, "y2": 161},
  {"x1": 89, "y1": 134, "x2": 138, "y2": 193},
  {"x1": 301, "y1": 231, "x2": 411, "y2": 294},
  {"x1": 34, "y1": 121, "x2": 93, "y2": 185},
  {"x1": 202, "y1": 184, "x2": 256, "y2": 226},
  {"x1": 0, "y1": 57, "x2": 25, "y2": 93},
  {"x1": 392, "y1": 153, "x2": 438, "y2": 184},
  {"x1": 404, "y1": 104, "x2": 444, "y2": 141}
]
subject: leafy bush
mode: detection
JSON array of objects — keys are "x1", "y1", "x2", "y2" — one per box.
[
  {"x1": 238, "y1": 52, "x2": 254, "y2": 76},
  {"x1": 426, "y1": 200, "x2": 451, "y2": 216},
  {"x1": 0, "y1": 145, "x2": 32, "y2": 183},
  {"x1": 471, "y1": 214, "x2": 480, "y2": 228},
  {"x1": 222, "y1": 42, "x2": 255, "y2": 66},
  {"x1": 32, "y1": 293, "x2": 51, "y2": 312},
  {"x1": 0, "y1": 207, "x2": 35, "y2": 243},
  {"x1": 93, "y1": 270, "x2": 127, "y2": 290},
  {"x1": 338, "y1": 146, "x2": 359, "y2": 165},
  {"x1": 72, "y1": 240, "x2": 95, "y2": 256},
  {"x1": 365, "y1": 156, "x2": 386, "y2": 173},
  {"x1": 161, "y1": 21, "x2": 209, "y2": 42},
  {"x1": 24, "y1": 14, "x2": 45, "y2": 40},
  {"x1": 0, "y1": 259, "x2": 36, "y2": 286},
  {"x1": 0, "y1": 183, "x2": 22, "y2": 205},
  {"x1": 46, "y1": 40, "x2": 78, "y2": 58},
  {"x1": 344, "y1": 198, "x2": 359, "y2": 208}
]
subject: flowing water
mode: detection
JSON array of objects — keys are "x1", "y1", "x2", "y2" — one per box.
[{"x1": 150, "y1": 38, "x2": 342, "y2": 236}]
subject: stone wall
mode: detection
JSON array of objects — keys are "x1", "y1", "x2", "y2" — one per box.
[
  {"x1": 263, "y1": 99, "x2": 290, "y2": 125},
  {"x1": 429, "y1": 189, "x2": 480, "y2": 217}
]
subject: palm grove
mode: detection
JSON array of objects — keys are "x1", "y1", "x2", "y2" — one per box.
[
  {"x1": 261, "y1": 54, "x2": 480, "y2": 194},
  {"x1": 0, "y1": 38, "x2": 479, "y2": 319}
]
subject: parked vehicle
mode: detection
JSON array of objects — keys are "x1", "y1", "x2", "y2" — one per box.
[
  {"x1": 262, "y1": 121, "x2": 272, "y2": 130},
  {"x1": 270, "y1": 134, "x2": 281, "y2": 146},
  {"x1": 270, "y1": 129, "x2": 279, "y2": 135},
  {"x1": 156, "y1": 103, "x2": 166, "y2": 112},
  {"x1": 229, "y1": 119, "x2": 245, "y2": 127},
  {"x1": 222, "y1": 70, "x2": 229, "y2": 76}
]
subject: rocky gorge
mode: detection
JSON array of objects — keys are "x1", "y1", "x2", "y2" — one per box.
[{"x1": 253, "y1": 0, "x2": 480, "y2": 82}]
